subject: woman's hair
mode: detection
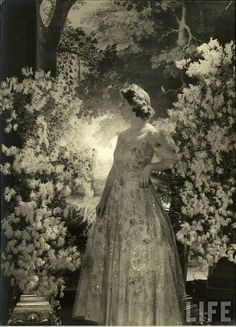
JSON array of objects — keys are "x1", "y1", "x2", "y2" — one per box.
[{"x1": 120, "y1": 84, "x2": 155, "y2": 120}]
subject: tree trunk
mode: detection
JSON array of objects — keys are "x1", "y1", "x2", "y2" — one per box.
[
  {"x1": 37, "y1": 42, "x2": 58, "y2": 76},
  {"x1": 175, "y1": 1, "x2": 194, "y2": 48},
  {"x1": 177, "y1": 1, "x2": 187, "y2": 47},
  {"x1": 36, "y1": 0, "x2": 77, "y2": 76}
]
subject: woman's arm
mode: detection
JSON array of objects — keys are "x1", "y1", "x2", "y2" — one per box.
[
  {"x1": 150, "y1": 130, "x2": 177, "y2": 165},
  {"x1": 140, "y1": 130, "x2": 177, "y2": 188},
  {"x1": 147, "y1": 158, "x2": 176, "y2": 172}
]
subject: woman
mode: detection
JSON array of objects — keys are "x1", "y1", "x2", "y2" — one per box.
[{"x1": 72, "y1": 84, "x2": 187, "y2": 325}]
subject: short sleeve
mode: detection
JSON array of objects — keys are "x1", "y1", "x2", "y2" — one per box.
[{"x1": 148, "y1": 129, "x2": 177, "y2": 160}]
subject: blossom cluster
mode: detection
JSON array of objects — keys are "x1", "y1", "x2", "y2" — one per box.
[
  {"x1": 168, "y1": 39, "x2": 236, "y2": 266},
  {"x1": 0, "y1": 67, "x2": 82, "y2": 144},
  {"x1": 0, "y1": 68, "x2": 95, "y2": 300}
]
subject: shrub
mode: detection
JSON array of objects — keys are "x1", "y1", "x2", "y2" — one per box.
[{"x1": 168, "y1": 39, "x2": 236, "y2": 266}]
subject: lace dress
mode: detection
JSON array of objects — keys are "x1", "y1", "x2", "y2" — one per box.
[{"x1": 72, "y1": 127, "x2": 187, "y2": 325}]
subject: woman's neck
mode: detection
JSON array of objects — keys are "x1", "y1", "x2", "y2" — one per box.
[{"x1": 130, "y1": 118, "x2": 147, "y2": 130}]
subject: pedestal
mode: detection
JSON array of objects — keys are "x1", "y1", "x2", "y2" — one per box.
[
  {"x1": 8, "y1": 293, "x2": 59, "y2": 325},
  {"x1": 206, "y1": 258, "x2": 236, "y2": 324}
]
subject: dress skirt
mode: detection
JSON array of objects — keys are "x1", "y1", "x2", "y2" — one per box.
[{"x1": 72, "y1": 171, "x2": 187, "y2": 326}]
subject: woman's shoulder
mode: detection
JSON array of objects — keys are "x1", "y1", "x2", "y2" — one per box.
[
  {"x1": 145, "y1": 124, "x2": 170, "y2": 147},
  {"x1": 117, "y1": 128, "x2": 130, "y2": 141},
  {"x1": 146, "y1": 124, "x2": 169, "y2": 137},
  {"x1": 118, "y1": 128, "x2": 129, "y2": 136},
  {"x1": 145, "y1": 123, "x2": 160, "y2": 138}
]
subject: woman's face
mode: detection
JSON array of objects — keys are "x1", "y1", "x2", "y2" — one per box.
[{"x1": 119, "y1": 100, "x2": 136, "y2": 122}]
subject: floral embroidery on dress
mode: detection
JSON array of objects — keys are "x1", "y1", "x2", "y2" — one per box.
[
  {"x1": 129, "y1": 218, "x2": 136, "y2": 225},
  {"x1": 97, "y1": 224, "x2": 103, "y2": 232}
]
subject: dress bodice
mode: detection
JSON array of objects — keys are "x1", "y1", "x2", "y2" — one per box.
[{"x1": 113, "y1": 131, "x2": 154, "y2": 177}]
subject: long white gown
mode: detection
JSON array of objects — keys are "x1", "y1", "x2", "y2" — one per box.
[{"x1": 72, "y1": 127, "x2": 187, "y2": 325}]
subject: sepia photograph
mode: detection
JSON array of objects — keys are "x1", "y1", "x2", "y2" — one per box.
[{"x1": 0, "y1": 0, "x2": 235, "y2": 326}]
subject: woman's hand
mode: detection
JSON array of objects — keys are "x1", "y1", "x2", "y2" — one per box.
[
  {"x1": 96, "y1": 197, "x2": 107, "y2": 217},
  {"x1": 139, "y1": 164, "x2": 153, "y2": 188}
]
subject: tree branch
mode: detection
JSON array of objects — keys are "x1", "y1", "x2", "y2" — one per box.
[
  {"x1": 162, "y1": 85, "x2": 184, "y2": 95},
  {"x1": 176, "y1": 0, "x2": 198, "y2": 48},
  {"x1": 47, "y1": 0, "x2": 77, "y2": 45},
  {"x1": 182, "y1": 22, "x2": 198, "y2": 49},
  {"x1": 162, "y1": 28, "x2": 179, "y2": 39},
  {"x1": 225, "y1": 0, "x2": 233, "y2": 10},
  {"x1": 58, "y1": 47, "x2": 79, "y2": 55},
  {"x1": 171, "y1": 12, "x2": 180, "y2": 24},
  {"x1": 36, "y1": 0, "x2": 78, "y2": 74}
]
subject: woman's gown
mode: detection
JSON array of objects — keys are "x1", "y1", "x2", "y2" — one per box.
[{"x1": 72, "y1": 129, "x2": 187, "y2": 325}]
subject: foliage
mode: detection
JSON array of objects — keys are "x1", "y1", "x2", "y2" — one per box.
[
  {"x1": 59, "y1": 25, "x2": 102, "y2": 65},
  {"x1": 57, "y1": 25, "x2": 104, "y2": 98},
  {"x1": 168, "y1": 39, "x2": 236, "y2": 266},
  {"x1": 57, "y1": 23, "x2": 123, "y2": 116},
  {"x1": 76, "y1": 44, "x2": 123, "y2": 116},
  {"x1": 69, "y1": 0, "x2": 234, "y2": 117},
  {"x1": 0, "y1": 67, "x2": 95, "y2": 301}
]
